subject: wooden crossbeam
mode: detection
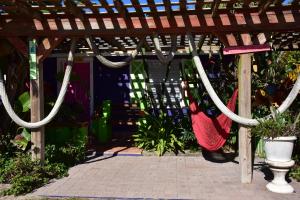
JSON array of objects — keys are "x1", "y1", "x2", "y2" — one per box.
[
  {"x1": 7, "y1": 36, "x2": 64, "y2": 61},
  {"x1": 82, "y1": 0, "x2": 99, "y2": 14},
  {"x1": 114, "y1": 0, "x2": 134, "y2": 29},
  {"x1": 6, "y1": 37, "x2": 28, "y2": 58},
  {"x1": 131, "y1": 0, "x2": 149, "y2": 29},
  {"x1": 258, "y1": 0, "x2": 274, "y2": 15},
  {"x1": 164, "y1": 0, "x2": 177, "y2": 27},
  {"x1": 0, "y1": 1, "x2": 300, "y2": 50},
  {"x1": 14, "y1": 0, "x2": 43, "y2": 20},
  {"x1": 211, "y1": 0, "x2": 221, "y2": 17},
  {"x1": 0, "y1": 11, "x2": 299, "y2": 38},
  {"x1": 37, "y1": 37, "x2": 64, "y2": 63},
  {"x1": 65, "y1": 0, "x2": 85, "y2": 22},
  {"x1": 223, "y1": 44, "x2": 271, "y2": 55},
  {"x1": 147, "y1": 0, "x2": 163, "y2": 29}
]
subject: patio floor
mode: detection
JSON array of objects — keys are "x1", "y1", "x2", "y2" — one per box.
[{"x1": 30, "y1": 155, "x2": 300, "y2": 200}]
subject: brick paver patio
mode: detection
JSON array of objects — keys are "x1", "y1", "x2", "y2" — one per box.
[{"x1": 31, "y1": 155, "x2": 300, "y2": 200}]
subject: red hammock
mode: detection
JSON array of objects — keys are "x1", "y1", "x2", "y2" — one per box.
[{"x1": 189, "y1": 89, "x2": 238, "y2": 151}]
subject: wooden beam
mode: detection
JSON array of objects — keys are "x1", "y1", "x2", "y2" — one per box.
[
  {"x1": 65, "y1": 0, "x2": 85, "y2": 22},
  {"x1": 30, "y1": 39, "x2": 45, "y2": 162},
  {"x1": 37, "y1": 37, "x2": 64, "y2": 63},
  {"x1": 258, "y1": 0, "x2": 274, "y2": 15},
  {"x1": 238, "y1": 54, "x2": 252, "y2": 184},
  {"x1": 223, "y1": 44, "x2": 271, "y2": 55},
  {"x1": 211, "y1": 0, "x2": 221, "y2": 17},
  {"x1": 6, "y1": 37, "x2": 29, "y2": 58},
  {"x1": 0, "y1": 9, "x2": 299, "y2": 37},
  {"x1": 0, "y1": 21, "x2": 299, "y2": 37}
]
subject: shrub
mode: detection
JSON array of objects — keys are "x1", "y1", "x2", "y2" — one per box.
[
  {"x1": 45, "y1": 144, "x2": 85, "y2": 167},
  {"x1": 133, "y1": 111, "x2": 184, "y2": 156},
  {"x1": 45, "y1": 123, "x2": 87, "y2": 167},
  {"x1": 0, "y1": 153, "x2": 68, "y2": 196},
  {"x1": 290, "y1": 165, "x2": 300, "y2": 182}
]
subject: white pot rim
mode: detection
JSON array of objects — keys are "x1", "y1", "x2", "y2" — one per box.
[{"x1": 264, "y1": 136, "x2": 297, "y2": 141}]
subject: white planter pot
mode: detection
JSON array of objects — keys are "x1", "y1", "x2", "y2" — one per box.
[{"x1": 264, "y1": 136, "x2": 297, "y2": 162}]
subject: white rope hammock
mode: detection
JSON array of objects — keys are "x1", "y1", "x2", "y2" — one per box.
[
  {"x1": 0, "y1": 39, "x2": 77, "y2": 129},
  {"x1": 187, "y1": 34, "x2": 300, "y2": 126},
  {"x1": 86, "y1": 37, "x2": 145, "y2": 68},
  {"x1": 153, "y1": 34, "x2": 177, "y2": 65}
]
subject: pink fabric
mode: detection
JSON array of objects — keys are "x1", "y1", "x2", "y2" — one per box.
[
  {"x1": 189, "y1": 89, "x2": 238, "y2": 151},
  {"x1": 65, "y1": 63, "x2": 90, "y2": 120}
]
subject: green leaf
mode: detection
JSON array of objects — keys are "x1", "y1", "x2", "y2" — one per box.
[
  {"x1": 18, "y1": 92, "x2": 30, "y2": 112},
  {"x1": 138, "y1": 142, "x2": 145, "y2": 148},
  {"x1": 21, "y1": 128, "x2": 31, "y2": 142}
]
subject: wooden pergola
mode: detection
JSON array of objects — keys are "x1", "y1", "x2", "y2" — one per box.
[{"x1": 1, "y1": 0, "x2": 300, "y2": 184}]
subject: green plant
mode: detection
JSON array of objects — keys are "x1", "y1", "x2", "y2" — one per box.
[
  {"x1": 45, "y1": 144, "x2": 85, "y2": 167},
  {"x1": 0, "y1": 153, "x2": 68, "y2": 196},
  {"x1": 11, "y1": 127, "x2": 31, "y2": 151},
  {"x1": 252, "y1": 108, "x2": 300, "y2": 138},
  {"x1": 45, "y1": 123, "x2": 87, "y2": 166},
  {"x1": 177, "y1": 117, "x2": 199, "y2": 151},
  {"x1": 290, "y1": 164, "x2": 300, "y2": 181},
  {"x1": 133, "y1": 111, "x2": 184, "y2": 156}
]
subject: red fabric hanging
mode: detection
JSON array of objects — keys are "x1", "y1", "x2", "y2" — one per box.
[{"x1": 189, "y1": 89, "x2": 238, "y2": 151}]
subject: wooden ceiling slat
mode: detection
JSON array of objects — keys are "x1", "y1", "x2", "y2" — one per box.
[
  {"x1": 258, "y1": 0, "x2": 274, "y2": 15},
  {"x1": 65, "y1": 0, "x2": 85, "y2": 22},
  {"x1": 131, "y1": 0, "x2": 149, "y2": 30},
  {"x1": 164, "y1": 0, "x2": 177, "y2": 28},
  {"x1": 211, "y1": 0, "x2": 221, "y2": 17},
  {"x1": 179, "y1": 0, "x2": 192, "y2": 29},
  {"x1": 147, "y1": 0, "x2": 163, "y2": 30},
  {"x1": 114, "y1": 0, "x2": 134, "y2": 30},
  {"x1": 99, "y1": 0, "x2": 114, "y2": 14},
  {"x1": 82, "y1": 0, "x2": 100, "y2": 14},
  {"x1": 37, "y1": 37, "x2": 64, "y2": 62},
  {"x1": 0, "y1": 0, "x2": 299, "y2": 52}
]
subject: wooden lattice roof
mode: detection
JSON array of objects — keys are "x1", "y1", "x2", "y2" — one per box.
[{"x1": 1, "y1": 0, "x2": 300, "y2": 55}]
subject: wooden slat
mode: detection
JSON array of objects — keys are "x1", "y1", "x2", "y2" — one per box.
[
  {"x1": 147, "y1": 0, "x2": 163, "y2": 29},
  {"x1": 37, "y1": 37, "x2": 64, "y2": 62},
  {"x1": 211, "y1": 0, "x2": 221, "y2": 17},
  {"x1": 179, "y1": 0, "x2": 192, "y2": 28},
  {"x1": 114, "y1": 0, "x2": 134, "y2": 29},
  {"x1": 164, "y1": 0, "x2": 177, "y2": 27},
  {"x1": 258, "y1": 0, "x2": 274, "y2": 15},
  {"x1": 131, "y1": 0, "x2": 149, "y2": 29},
  {"x1": 82, "y1": 0, "x2": 100, "y2": 14}
]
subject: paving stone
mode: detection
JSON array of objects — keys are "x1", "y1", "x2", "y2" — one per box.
[{"x1": 29, "y1": 155, "x2": 300, "y2": 200}]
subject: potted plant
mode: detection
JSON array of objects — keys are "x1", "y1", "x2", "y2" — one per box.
[{"x1": 252, "y1": 108, "x2": 300, "y2": 162}]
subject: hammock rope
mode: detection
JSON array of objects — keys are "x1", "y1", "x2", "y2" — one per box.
[
  {"x1": 0, "y1": 39, "x2": 77, "y2": 129},
  {"x1": 153, "y1": 34, "x2": 177, "y2": 65},
  {"x1": 187, "y1": 34, "x2": 300, "y2": 126},
  {"x1": 189, "y1": 89, "x2": 238, "y2": 151},
  {"x1": 86, "y1": 37, "x2": 145, "y2": 68}
]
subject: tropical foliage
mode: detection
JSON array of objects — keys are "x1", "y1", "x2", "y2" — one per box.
[{"x1": 133, "y1": 111, "x2": 184, "y2": 156}]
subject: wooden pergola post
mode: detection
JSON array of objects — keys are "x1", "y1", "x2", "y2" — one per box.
[
  {"x1": 30, "y1": 39, "x2": 45, "y2": 162},
  {"x1": 238, "y1": 54, "x2": 252, "y2": 183}
]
